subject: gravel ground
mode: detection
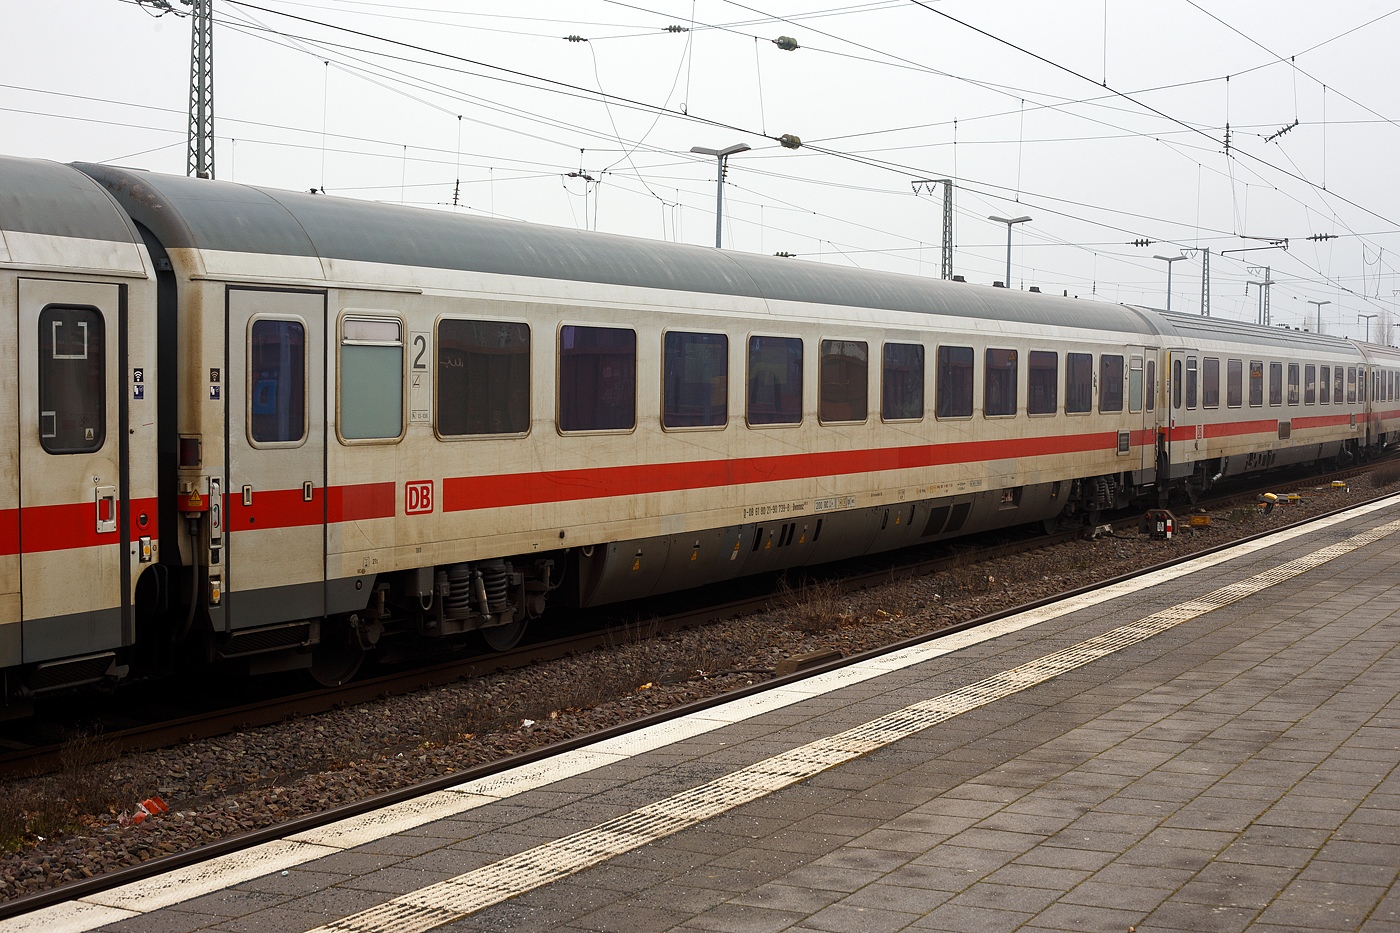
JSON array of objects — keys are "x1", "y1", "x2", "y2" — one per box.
[{"x1": 1, "y1": 467, "x2": 1397, "y2": 903}]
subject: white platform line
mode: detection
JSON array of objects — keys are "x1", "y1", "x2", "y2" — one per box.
[
  {"x1": 7, "y1": 492, "x2": 1396, "y2": 933},
  {"x1": 303, "y1": 513, "x2": 1400, "y2": 933}
]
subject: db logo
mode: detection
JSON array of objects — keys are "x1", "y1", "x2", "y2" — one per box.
[{"x1": 405, "y1": 480, "x2": 433, "y2": 515}]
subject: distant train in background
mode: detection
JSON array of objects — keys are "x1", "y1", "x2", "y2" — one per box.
[{"x1": 2, "y1": 154, "x2": 1397, "y2": 701}]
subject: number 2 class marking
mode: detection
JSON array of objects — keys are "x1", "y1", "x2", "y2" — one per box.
[{"x1": 412, "y1": 334, "x2": 428, "y2": 370}]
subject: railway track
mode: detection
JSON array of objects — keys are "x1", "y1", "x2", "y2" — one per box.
[{"x1": 0, "y1": 456, "x2": 1391, "y2": 780}]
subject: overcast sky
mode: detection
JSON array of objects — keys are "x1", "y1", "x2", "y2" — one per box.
[{"x1": 5, "y1": 1, "x2": 1399, "y2": 339}]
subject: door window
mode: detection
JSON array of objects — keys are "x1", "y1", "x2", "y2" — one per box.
[
  {"x1": 1145, "y1": 359, "x2": 1155, "y2": 411},
  {"x1": 249, "y1": 320, "x2": 307, "y2": 445},
  {"x1": 1128, "y1": 357, "x2": 1143, "y2": 413},
  {"x1": 38, "y1": 305, "x2": 105, "y2": 454},
  {"x1": 1186, "y1": 357, "x2": 1198, "y2": 409}
]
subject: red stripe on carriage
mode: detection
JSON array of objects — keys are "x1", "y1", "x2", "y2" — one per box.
[
  {"x1": 441, "y1": 432, "x2": 1127, "y2": 512},
  {"x1": 2, "y1": 496, "x2": 160, "y2": 555}
]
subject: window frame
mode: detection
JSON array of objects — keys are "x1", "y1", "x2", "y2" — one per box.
[
  {"x1": 336, "y1": 311, "x2": 407, "y2": 446},
  {"x1": 557, "y1": 322, "x2": 639, "y2": 435},
  {"x1": 659, "y1": 328, "x2": 729, "y2": 432},
  {"x1": 983, "y1": 347, "x2": 1018, "y2": 418},
  {"x1": 880, "y1": 341, "x2": 925, "y2": 423},
  {"x1": 1145, "y1": 358, "x2": 1156, "y2": 411},
  {"x1": 818, "y1": 338, "x2": 870, "y2": 425},
  {"x1": 1287, "y1": 363, "x2": 1300, "y2": 406},
  {"x1": 1129, "y1": 356, "x2": 1143, "y2": 413},
  {"x1": 434, "y1": 315, "x2": 533, "y2": 441},
  {"x1": 1227, "y1": 359, "x2": 1243, "y2": 408},
  {"x1": 1202, "y1": 357, "x2": 1220, "y2": 409},
  {"x1": 1028, "y1": 350, "x2": 1058, "y2": 416},
  {"x1": 37, "y1": 303, "x2": 108, "y2": 455},
  {"x1": 1319, "y1": 365, "x2": 1330, "y2": 405},
  {"x1": 745, "y1": 333, "x2": 804, "y2": 428},
  {"x1": 1066, "y1": 351, "x2": 1094, "y2": 415},
  {"x1": 1186, "y1": 356, "x2": 1198, "y2": 409},
  {"x1": 1304, "y1": 364, "x2": 1316, "y2": 405},
  {"x1": 1349, "y1": 367, "x2": 1357, "y2": 404},
  {"x1": 1099, "y1": 353, "x2": 1124, "y2": 413},
  {"x1": 935, "y1": 344, "x2": 975, "y2": 420},
  {"x1": 1248, "y1": 361, "x2": 1263, "y2": 408},
  {"x1": 1334, "y1": 366, "x2": 1345, "y2": 405},
  {"x1": 247, "y1": 313, "x2": 310, "y2": 450}
]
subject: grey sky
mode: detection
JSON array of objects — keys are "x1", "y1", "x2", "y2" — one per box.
[{"x1": 4, "y1": 1, "x2": 1398, "y2": 338}]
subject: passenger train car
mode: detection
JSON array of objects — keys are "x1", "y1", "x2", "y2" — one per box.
[{"x1": 1, "y1": 154, "x2": 1395, "y2": 698}]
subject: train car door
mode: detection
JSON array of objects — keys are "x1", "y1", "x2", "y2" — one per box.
[
  {"x1": 1165, "y1": 347, "x2": 1200, "y2": 474},
  {"x1": 225, "y1": 288, "x2": 326, "y2": 629},
  {"x1": 16, "y1": 278, "x2": 125, "y2": 663},
  {"x1": 1129, "y1": 348, "x2": 1155, "y2": 478}
]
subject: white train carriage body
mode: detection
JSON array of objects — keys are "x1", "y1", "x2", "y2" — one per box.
[
  {"x1": 1361, "y1": 344, "x2": 1400, "y2": 445},
  {"x1": 0, "y1": 157, "x2": 160, "y2": 694},
  {"x1": 0, "y1": 153, "x2": 1390, "y2": 693},
  {"x1": 1155, "y1": 313, "x2": 1367, "y2": 486}
]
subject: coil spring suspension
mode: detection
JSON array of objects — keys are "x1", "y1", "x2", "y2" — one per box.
[
  {"x1": 478, "y1": 558, "x2": 512, "y2": 613},
  {"x1": 442, "y1": 563, "x2": 474, "y2": 618}
]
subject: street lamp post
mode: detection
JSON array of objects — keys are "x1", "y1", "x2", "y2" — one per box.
[
  {"x1": 691, "y1": 143, "x2": 751, "y2": 248},
  {"x1": 1154, "y1": 254, "x2": 1187, "y2": 311},
  {"x1": 988, "y1": 214, "x2": 1031, "y2": 287},
  {"x1": 1359, "y1": 313, "x2": 1378, "y2": 343},
  {"x1": 1306, "y1": 299, "x2": 1331, "y2": 334}
]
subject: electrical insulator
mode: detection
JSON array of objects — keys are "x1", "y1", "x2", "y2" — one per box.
[
  {"x1": 1307, "y1": 233, "x2": 1337, "y2": 241},
  {"x1": 565, "y1": 35, "x2": 585, "y2": 42},
  {"x1": 665, "y1": 24, "x2": 689, "y2": 32},
  {"x1": 774, "y1": 36, "x2": 799, "y2": 51},
  {"x1": 774, "y1": 251, "x2": 796, "y2": 258},
  {"x1": 778, "y1": 134, "x2": 802, "y2": 150},
  {"x1": 1131, "y1": 238, "x2": 1153, "y2": 247}
]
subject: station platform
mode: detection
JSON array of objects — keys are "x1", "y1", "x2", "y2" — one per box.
[{"x1": 14, "y1": 493, "x2": 1400, "y2": 933}]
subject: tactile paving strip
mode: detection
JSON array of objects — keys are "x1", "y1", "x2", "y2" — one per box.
[{"x1": 308, "y1": 515, "x2": 1400, "y2": 933}]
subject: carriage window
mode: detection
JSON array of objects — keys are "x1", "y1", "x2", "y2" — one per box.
[
  {"x1": 1353, "y1": 367, "x2": 1361, "y2": 404},
  {"x1": 1145, "y1": 358, "x2": 1155, "y2": 411},
  {"x1": 1248, "y1": 361, "x2": 1263, "y2": 407},
  {"x1": 747, "y1": 335, "x2": 802, "y2": 425},
  {"x1": 1186, "y1": 357, "x2": 1198, "y2": 409},
  {"x1": 340, "y1": 315, "x2": 403, "y2": 441},
  {"x1": 1028, "y1": 351, "x2": 1057, "y2": 415},
  {"x1": 936, "y1": 345, "x2": 974, "y2": 418},
  {"x1": 1067, "y1": 352, "x2": 1093, "y2": 414},
  {"x1": 984, "y1": 348, "x2": 1017, "y2": 417},
  {"x1": 437, "y1": 319, "x2": 530, "y2": 436},
  {"x1": 1202, "y1": 357, "x2": 1219, "y2": 408},
  {"x1": 1304, "y1": 365, "x2": 1316, "y2": 405},
  {"x1": 38, "y1": 305, "x2": 105, "y2": 454},
  {"x1": 1100, "y1": 354, "x2": 1124, "y2": 412},
  {"x1": 1319, "y1": 366, "x2": 1330, "y2": 405},
  {"x1": 249, "y1": 319, "x2": 306, "y2": 444},
  {"x1": 1226, "y1": 360, "x2": 1242, "y2": 408},
  {"x1": 1287, "y1": 363, "x2": 1299, "y2": 405},
  {"x1": 881, "y1": 343, "x2": 924, "y2": 421},
  {"x1": 662, "y1": 331, "x2": 727, "y2": 428},
  {"x1": 560, "y1": 325, "x2": 636, "y2": 432},
  {"x1": 1335, "y1": 366, "x2": 1344, "y2": 405},
  {"x1": 1129, "y1": 357, "x2": 1143, "y2": 413},
  {"x1": 1269, "y1": 362, "x2": 1283, "y2": 406},
  {"x1": 820, "y1": 340, "x2": 868, "y2": 423},
  {"x1": 1348, "y1": 367, "x2": 1356, "y2": 404}
]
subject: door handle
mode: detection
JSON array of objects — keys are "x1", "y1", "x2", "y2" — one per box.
[{"x1": 95, "y1": 486, "x2": 117, "y2": 534}]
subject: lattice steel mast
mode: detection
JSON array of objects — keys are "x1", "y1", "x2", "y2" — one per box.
[{"x1": 187, "y1": 0, "x2": 214, "y2": 178}]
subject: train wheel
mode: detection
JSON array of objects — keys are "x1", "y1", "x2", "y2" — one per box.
[
  {"x1": 310, "y1": 622, "x2": 365, "y2": 686},
  {"x1": 479, "y1": 620, "x2": 528, "y2": 652}
]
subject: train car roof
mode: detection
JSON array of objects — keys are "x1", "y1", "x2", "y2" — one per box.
[
  {"x1": 1150, "y1": 308, "x2": 1363, "y2": 355},
  {"x1": 72, "y1": 161, "x2": 1160, "y2": 336},
  {"x1": 0, "y1": 155, "x2": 143, "y2": 248}
]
